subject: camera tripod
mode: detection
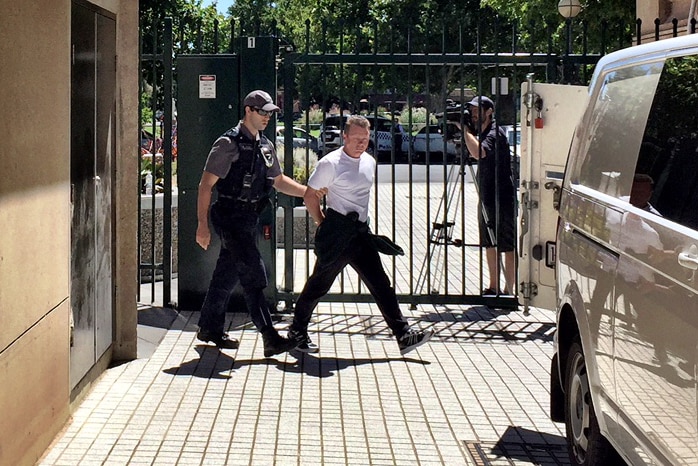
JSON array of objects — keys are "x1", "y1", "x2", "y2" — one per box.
[{"x1": 414, "y1": 158, "x2": 496, "y2": 296}]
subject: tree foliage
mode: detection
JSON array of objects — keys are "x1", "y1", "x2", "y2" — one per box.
[{"x1": 140, "y1": 0, "x2": 638, "y2": 115}]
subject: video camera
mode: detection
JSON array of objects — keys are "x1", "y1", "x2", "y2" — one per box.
[{"x1": 440, "y1": 104, "x2": 474, "y2": 132}]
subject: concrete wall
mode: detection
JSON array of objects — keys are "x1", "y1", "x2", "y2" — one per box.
[
  {"x1": 0, "y1": 1, "x2": 138, "y2": 465},
  {"x1": 637, "y1": 0, "x2": 697, "y2": 39}
]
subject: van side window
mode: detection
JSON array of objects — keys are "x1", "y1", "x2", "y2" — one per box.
[
  {"x1": 635, "y1": 56, "x2": 698, "y2": 229},
  {"x1": 570, "y1": 62, "x2": 663, "y2": 198}
]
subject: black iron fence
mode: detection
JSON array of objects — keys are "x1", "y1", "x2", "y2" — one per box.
[{"x1": 139, "y1": 13, "x2": 696, "y2": 308}]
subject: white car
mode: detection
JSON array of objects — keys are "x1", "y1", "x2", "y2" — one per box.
[
  {"x1": 402, "y1": 123, "x2": 462, "y2": 163},
  {"x1": 503, "y1": 124, "x2": 521, "y2": 155},
  {"x1": 276, "y1": 126, "x2": 319, "y2": 154}
]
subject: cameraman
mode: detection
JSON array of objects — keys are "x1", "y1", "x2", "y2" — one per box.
[{"x1": 462, "y1": 96, "x2": 516, "y2": 296}]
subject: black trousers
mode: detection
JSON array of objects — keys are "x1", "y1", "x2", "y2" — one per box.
[
  {"x1": 291, "y1": 232, "x2": 410, "y2": 338},
  {"x1": 198, "y1": 205, "x2": 273, "y2": 335}
]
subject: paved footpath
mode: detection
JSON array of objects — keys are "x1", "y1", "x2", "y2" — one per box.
[{"x1": 39, "y1": 302, "x2": 570, "y2": 465}]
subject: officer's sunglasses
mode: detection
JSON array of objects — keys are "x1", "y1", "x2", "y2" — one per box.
[{"x1": 253, "y1": 107, "x2": 274, "y2": 117}]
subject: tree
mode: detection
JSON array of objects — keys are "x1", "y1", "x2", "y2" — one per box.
[{"x1": 482, "y1": 0, "x2": 635, "y2": 53}]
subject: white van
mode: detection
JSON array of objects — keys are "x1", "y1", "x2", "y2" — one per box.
[
  {"x1": 536, "y1": 34, "x2": 698, "y2": 466},
  {"x1": 551, "y1": 35, "x2": 698, "y2": 465}
]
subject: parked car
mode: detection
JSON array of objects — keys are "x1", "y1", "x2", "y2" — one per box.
[
  {"x1": 316, "y1": 114, "x2": 403, "y2": 161},
  {"x1": 402, "y1": 123, "x2": 462, "y2": 163},
  {"x1": 502, "y1": 124, "x2": 521, "y2": 182},
  {"x1": 276, "y1": 126, "x2": 319, "y2": 154},
  {"x1": 550, "y1": 34, "x2": 698, "y2": 466},
  {"x1": 503, "y1": 124, "x2": 521, "y2": 155}
]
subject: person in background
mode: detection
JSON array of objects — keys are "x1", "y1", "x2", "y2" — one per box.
[{"x1": 462, "y1": 96, "x2": 516, "y2": 296}]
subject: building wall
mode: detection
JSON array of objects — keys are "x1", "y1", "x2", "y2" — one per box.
[
  {"x1": 0, "y1": 1, "x2": 138, "y2": 465},
  {"x1": 637, "y1": 0, "x2": 697, "y2": 39}
]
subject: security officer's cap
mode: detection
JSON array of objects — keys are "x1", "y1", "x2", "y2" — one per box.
[{"x1": 243, "y1": 90, "x2": 280, "y2": 112}]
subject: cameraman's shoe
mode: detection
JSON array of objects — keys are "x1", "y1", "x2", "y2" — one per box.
[{"x1": 261, "y1": 327, "x2": 296, "y2": 358}]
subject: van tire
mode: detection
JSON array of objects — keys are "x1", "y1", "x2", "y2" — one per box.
[{"x1": 564, "y1": 339, "x2": 623, "y2": 465}]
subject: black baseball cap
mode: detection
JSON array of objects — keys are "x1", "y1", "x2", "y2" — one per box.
[
  {"x1": 466, "y1": 96, "x2": 494, "y2": 110},
  {"x1": 243, "y1": 90, "x2": 280, "y2": 112}
]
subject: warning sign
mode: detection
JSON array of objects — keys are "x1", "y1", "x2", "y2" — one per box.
[{"x1": 199, "y1": 75, "x2": 216, "y2": 99}]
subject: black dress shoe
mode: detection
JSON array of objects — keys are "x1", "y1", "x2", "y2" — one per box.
[
  {"x1": 197, "y1": 330, "x2": 239, "y2": 349},
  {"x1": 261, "y1": 327, "x2": 296, "y2": 357}
]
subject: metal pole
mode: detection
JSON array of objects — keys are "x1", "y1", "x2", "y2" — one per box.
[{"x1": 163, "y1": 18, "x2": 173, "y2": 307}]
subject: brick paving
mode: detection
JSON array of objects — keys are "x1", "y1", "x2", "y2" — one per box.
[
  {"x1": 39, "y1": 167, "x2": 570, "y2": 465},
  {"x1": 39, "y1": 302, "x2": 567, "y2": 465}
]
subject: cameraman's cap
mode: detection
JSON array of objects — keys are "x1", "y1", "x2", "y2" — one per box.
[
  {"x1": 466, "y1": 95, "x2": 494, "y2": 110},
  {"x1": 243, "y1": 90, "x2": 280, "y2": 112}
]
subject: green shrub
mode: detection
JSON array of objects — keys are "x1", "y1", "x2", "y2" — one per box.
[{"x1": 278, "y1": 146, "x2": 318, "y2": 184}]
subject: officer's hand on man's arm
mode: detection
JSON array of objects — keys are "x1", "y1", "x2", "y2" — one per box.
[{"x1": 273, "y1": 173, "x2": 308, "y2": 198}]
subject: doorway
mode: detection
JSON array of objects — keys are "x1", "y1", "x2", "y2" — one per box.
[{"x1": 70, "y1": 0, "x2": 116, "y2": 389}]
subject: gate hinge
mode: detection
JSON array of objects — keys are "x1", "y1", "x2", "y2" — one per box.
[
  {"x1": 520, "y1": 282, "x2": 538, "y2": 300},
  {"x1": 521, "y1": 180, "x2": 539, "y2": 190},
  {"x1": 521, "y1": 190, "x2": 539, "y2": 210}
]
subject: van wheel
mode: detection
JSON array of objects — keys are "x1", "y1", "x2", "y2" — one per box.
[{"x1": 564, "y1": 339, "x2": 623, "y2": 465}]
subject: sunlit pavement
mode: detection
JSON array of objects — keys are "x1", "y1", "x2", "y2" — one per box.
[{"x1": 40, "y1": 298, "x2": 569, "y2": 465}]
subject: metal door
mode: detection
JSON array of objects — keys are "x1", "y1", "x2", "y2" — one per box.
[
  {"x1": 517, "y1": 81, "x2": 588, "y2": 313},
  {"x1": 176, "y1": 38, "x2": 278, "y2": 312},
  {"x1": 70, "y1": 1, "x2": 115, "y2": 388}
]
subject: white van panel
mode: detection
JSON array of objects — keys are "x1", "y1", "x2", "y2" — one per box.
[{"x1": 518, "y1": 82, "x2": 588, "y2": 312}]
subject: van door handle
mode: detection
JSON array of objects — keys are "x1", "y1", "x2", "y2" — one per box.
[{"x1": 678, "y1": 245, "x2": 698, "y2": 270}]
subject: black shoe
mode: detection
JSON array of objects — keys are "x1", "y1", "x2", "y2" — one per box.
[
  {"x1": 261, "y1": 328, "x2": 296, "y2": 358},
  {"x1": 482, "y1": 287, "x2": 499, "y2": 296},
  {"x1": 397, "y1": 328, "x2": 434, "y2": 355},
  {"x1": 288, "y1": 328, "x2": 319, "y2": 353},
  {"x1": 197, "y1": 329, "x2": 239, "y2": 349}
]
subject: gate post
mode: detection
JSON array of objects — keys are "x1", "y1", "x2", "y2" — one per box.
[{"x1": 279, "y1": 49, "x2": 297, "y2": 310}]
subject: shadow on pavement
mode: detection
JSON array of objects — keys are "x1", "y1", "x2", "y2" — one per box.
[{"x1": 162, "y1": 346, "x2": 430, "y2": 379}]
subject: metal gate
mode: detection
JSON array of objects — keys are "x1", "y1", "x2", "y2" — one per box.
[
  {"x1": 138, "y1": 13, "x2": 670, "y2": 310},
  {"x1": 274, "y1": 18, "x2": 621, "y2": 311}
]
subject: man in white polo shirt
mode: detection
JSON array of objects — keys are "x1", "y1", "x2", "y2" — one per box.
[{"x1": 288, "y1": 115, "x2": 433, "y2": 355}]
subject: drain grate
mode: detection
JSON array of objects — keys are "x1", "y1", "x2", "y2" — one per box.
[{"x1": 464, "y1": 441, "x2": 570, "y2": 465}]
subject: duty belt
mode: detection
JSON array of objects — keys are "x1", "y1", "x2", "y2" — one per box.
[{"x1": 217, "y1": 194, "x2": 259, "y2": 212}]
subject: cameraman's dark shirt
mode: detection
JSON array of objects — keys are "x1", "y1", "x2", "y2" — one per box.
[{"x1": 477, "y1": 123, "x2": 514, "y2": 207}]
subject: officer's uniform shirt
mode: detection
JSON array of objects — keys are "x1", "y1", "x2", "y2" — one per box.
[
  {"x1": 203, "y1": 122, "x2": 281, "y2": 180},
  {"x1": 307, "y1": 147, "x2": 374, "y2": 223}
]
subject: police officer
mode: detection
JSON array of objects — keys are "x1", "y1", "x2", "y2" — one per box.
[{"x1": 196, "y1": 90, "x2": 309, "y2": 357}]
